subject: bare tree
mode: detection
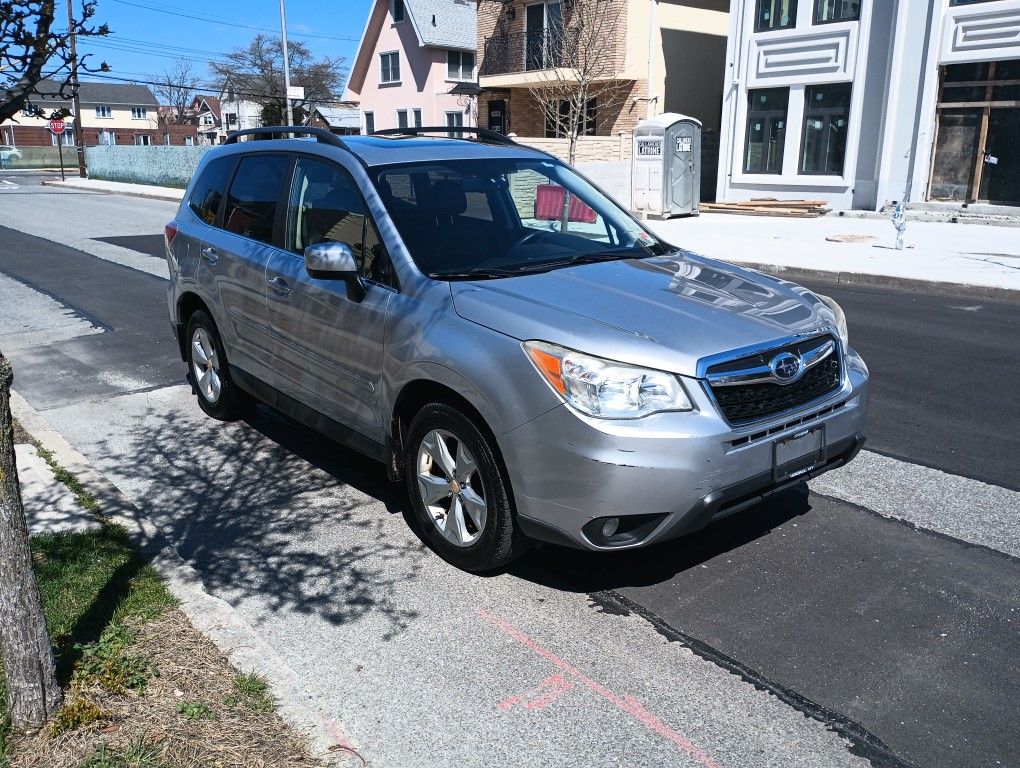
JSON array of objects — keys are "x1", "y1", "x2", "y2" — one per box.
[
  {"x1": 0, "y1": 0, "x2": 109, "y2": 122},
  {"x1": 522, "y1": 0, "x2": 629, "y2": 164},
  {"x1": 151, "y1": 57, "x2": 198, "y2": 124},
  {"x1": 209, "y1": 34, "x2": 345, "y2": 123},
  {"x1": 0, "y1": 352, "x2": 62, "y2": 732}
]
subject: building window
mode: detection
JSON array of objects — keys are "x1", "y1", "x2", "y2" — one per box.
[
  {"x1": 224, "y1": 112, "x2": 238, "y2": 128},
  {"x1": 413, "y1": 108, "x2": 422, "y2": 128},
  {"x1": 392, "y1": 0, "x2": 404, "y2": 22},
  {"x1": 131, "y1": 107, "x2": 148, "y2": 119},
  {"x1": 396, "y1": 109, "x2": 409, "y2": 129},
  {"x1": 799, "y1": 83, "x2": 851, "y2": 175},
  {"x1": 134, "y1": 134, "x2": 152, "y2": 146},
  {"x1": 95, "y1": 105, "x2": 112, "y2": 118},
  {"x1": 445, "y1": 111, "x2": 464, "y2": 137},
  {"x1": 98, "y1": 130, "x2": 115, "y2": 145},
  {"x1": 814, "y1": 0, "x2": 860, "y2": 24},
  {"x1": 380, "y1": 51, "x2": 400, "y2": 84},
  {"x1": 51, "y1": 129, "x2": 74, "y2": 147},
  {"x1": 447, "y1": 50, "x2": 475, "y2": 81},
  {"x1": 743, "y1": 88, "x2": 789, "y2": 174},
  {"x1": 755, "y1": 0, "x2": 797, "y2": 32},
  {"x1": 544, "y1": 98, "x2": 596, "y2": 138},
  {"x1": 185, "y1": 136, "x2": 194, "y2": 146},
  {"x1": 364, "y1": 112, "x2": 375, "y2": 133}
]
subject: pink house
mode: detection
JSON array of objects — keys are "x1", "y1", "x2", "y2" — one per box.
[{"x1": 343, "y1": 0, "x2": 477, "y2": 134}]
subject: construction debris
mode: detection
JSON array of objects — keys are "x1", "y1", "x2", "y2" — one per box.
[{"x1": 701, "y1": 198, "x2": 831, "y2": 218}]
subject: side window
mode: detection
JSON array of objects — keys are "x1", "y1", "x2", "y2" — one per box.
[
  {"x1": 286, "y1": 157, "x2": 396, "y2": 288},
  {"x1": 188, "y1": 156, "x2": 235, "y2": 226},
  {"x1": 222, "y1": 154, "x2": 289, "y2": 244}
]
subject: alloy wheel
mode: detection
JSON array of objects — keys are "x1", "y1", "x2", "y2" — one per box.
[
  {"x1": 416, "y1": 428, "x2": 487, "y2": 547},
  {"x1": 191, "y1": 327, "x2": 221, "y2": 403}
]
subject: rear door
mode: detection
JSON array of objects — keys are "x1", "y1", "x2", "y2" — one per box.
[
  {"x1": 201, "y1": 153, "x2": 290, "y2": 384},
  {"x1": 266, "y1": 155, "x2": 397, "y2": 440}
]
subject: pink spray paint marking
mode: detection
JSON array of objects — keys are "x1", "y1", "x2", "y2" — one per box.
[
  {"x1": 500, "y1": 672, "x2": 576, "y2": 711},
  {"x1": 479, "y1": 608, "x2": 722, "y2": 768}
]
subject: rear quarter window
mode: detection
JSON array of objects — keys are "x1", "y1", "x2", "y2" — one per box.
[
  {"x1": 222, "y1": 154, "x2": 290, "y2": 245},
  {"x1": 188, "y1": 155, "x2": 235, "y2": 226}
]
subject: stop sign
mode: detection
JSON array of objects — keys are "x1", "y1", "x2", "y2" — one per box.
[{"x1": 48, "y1": 118, "x2": 66, "y2": 135}]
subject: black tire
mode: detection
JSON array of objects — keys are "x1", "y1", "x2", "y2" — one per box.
[
  {"x1": 185, "y1": 309, "x2": 252, "y2": 421},
  {"x1": 404, "y1": 403, "x2": 529, "y2": 572}
]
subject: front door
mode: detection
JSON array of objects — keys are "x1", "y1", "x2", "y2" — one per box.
[
  {"x1": 488, "y1": 99, "x2": 506, "y2": 134},
  {"x1": 203, "y1": 152, "x2": 290, "y2": 383},
  {"x1": 267, "y1": 155, "x2": 396, "y2": 441}
]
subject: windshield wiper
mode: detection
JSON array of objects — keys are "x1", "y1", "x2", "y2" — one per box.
[
  {"x1": 529, "y1": 249, "x2": 651, "y2": 271},
  {"x1": 429, "y1": 266, "x2": 523, "y2": 280}
]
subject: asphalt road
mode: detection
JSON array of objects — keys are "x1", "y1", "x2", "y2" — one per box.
[{"x1": 1, "y1": 172, "x2": 1017, "y2": 768}]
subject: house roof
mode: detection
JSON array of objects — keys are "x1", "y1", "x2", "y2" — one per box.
[
  {"x1": 308, "y1": 105, "x2": 360, "y2": 129},
  {"x1": 405, "y1": 0, "x2": 477, "y2": 51},
  {"x1": 20, "y1": 79, "x2": 159, "y2": 107},
  {"x1": 192, "y1": 95, "x2": 221, "y2": 120}
]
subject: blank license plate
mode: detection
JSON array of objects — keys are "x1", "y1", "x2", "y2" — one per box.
[{"x1": 773, "y1": 426, "x2": 825, "y2": 481}]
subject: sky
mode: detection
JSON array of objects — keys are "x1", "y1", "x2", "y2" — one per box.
[{"x1": 74, "y1": 0, "x2": 374, "y2": 98}]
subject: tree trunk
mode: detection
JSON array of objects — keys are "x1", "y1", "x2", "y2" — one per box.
[{"x1": 0, "y1": 352, "x2": 62, "y2": 732}]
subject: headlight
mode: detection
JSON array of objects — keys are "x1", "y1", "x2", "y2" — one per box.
[
  {"x1": 523, "y1": 341, "x2": 692, "y2": 419},
  {"x1": 818, "y1": 294, "x2": 849, "y2": 350}
]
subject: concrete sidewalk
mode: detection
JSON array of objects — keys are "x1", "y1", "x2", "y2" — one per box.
[
  {"x1": 647, "y1": 213, "x2": 1020, "y2": 297},
  {"x1": 43, "y1": 176, "x2": 184, "y2": 202},
  {"x1": 44, "y1": 176, "x2": 1020, "y2": 297}
]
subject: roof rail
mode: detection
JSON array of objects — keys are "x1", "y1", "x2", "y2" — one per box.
[
  {"x1": 224, "y1": 126, "x2": 346, "y2": 147},
  {"x1": 371, "y1": 126, "x2": 516, "y2": 146}
]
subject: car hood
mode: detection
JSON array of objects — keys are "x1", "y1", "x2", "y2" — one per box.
[{"x1": 450, "y1": 251, "x2": 837, "y2": 378}]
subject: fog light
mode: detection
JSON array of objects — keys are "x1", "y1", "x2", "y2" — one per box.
[{"x1": 601, "y1": 517, "x2": 620, "y2": 539}]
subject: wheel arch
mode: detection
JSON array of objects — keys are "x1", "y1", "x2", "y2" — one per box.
[{"x1": 175, "y1": 291, "x2": 213, "y2": 362}]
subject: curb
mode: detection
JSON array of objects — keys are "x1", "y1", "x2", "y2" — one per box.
[
  {"x1": 735, "y1": 262, "x2": 1020, "y2": 303},
  {"x1": 40, "y1": 179, "x2": 184, "y2": 203},
  {"x1": 9, "y1": 388, "x2": 358, "y2": 766}
]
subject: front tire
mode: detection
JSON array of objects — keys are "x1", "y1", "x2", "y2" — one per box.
[
  {"x1": 185, "y1": 310, "x2": 251, "y2": 420},
  {"x1": 404, "y1": 403, "x2": 528, "y2": 572}
]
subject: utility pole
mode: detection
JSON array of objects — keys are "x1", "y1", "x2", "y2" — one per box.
[
  {"x1": 67, "y1": 0, "x2": 87, "y2": 177},
  {"x1": 279, "y1": 0, "x2": 294, "y2": 127}
]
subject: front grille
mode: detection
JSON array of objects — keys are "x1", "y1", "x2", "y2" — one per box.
[{"x1": 707, "y1": 336, "x2": 842, "y2": 424}]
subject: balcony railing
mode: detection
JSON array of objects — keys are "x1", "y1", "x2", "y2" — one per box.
[{"x1": 480, "y1": 29, "x2": 576, "y2": 77}]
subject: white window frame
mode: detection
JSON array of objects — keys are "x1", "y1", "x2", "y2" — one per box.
[
  {"x1": 131, "y1": 107, "x2": 148, "y2": 120},
  {"x1": 364, "y1": 111, "x2": 375, "y2": 133},
  {"x1": 184, "y1": 136, "x2": 194, "y2": 146},
  {"x1": 134, "y1": 134, "x2": 152, "y2": 146},
  {"x1": 98, "y1": 129, "x2": 116, "y2": 146},
  {"x1": 95, "y1": 105, "x2": 112, "y2": 118},
  {"x1": 412, "y1": 108, "x2": 422, "y2": 128},
  {"x1": 396, "y1": 109, "x2": 409, "y2": 129},
  {"x1": 51, "y1": 129, "x2": 74, "y2": 147},
  {"x1": 380, "y1": 51, "x2": 401, "y2": 84},
  {"x1": 447, "y1": 50, "x2": 475, "y2": 82},
  {"x1": 445, "y1": 110, "x2": 464, "y2": 137}
]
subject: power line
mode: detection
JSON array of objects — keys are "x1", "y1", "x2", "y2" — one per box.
[{"x1": 108, "y1": 0, "x2": 362, "y2": 43}]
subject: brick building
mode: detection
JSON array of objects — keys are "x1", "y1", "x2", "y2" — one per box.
[
  {"x1": 476, "y1": 0, "x2": 729, "y2": 141},
  {"x1": 0, "y1": 80, "x2": 196, "y2": 147}
]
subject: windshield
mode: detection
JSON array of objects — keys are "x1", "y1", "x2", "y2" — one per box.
[{"x1": 372, "y1": 158, "x2": 669, "y2": 278}]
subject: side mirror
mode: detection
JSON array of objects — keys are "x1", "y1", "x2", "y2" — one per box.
[{"x1": 304, "y1": 242, "x2": 365, "y2": 302}]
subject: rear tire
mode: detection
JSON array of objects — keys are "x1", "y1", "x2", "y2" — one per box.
[
  {"x1": 185, "y1": 310, "x2": 251, "y2": 421},
  {"x1": 404, "y1": 403, "x2": 529, "y2": 572}
]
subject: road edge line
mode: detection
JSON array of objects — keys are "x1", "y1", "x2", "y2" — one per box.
[{"x1": 8, "y1": 386, "x2": 360, "y2": 766}]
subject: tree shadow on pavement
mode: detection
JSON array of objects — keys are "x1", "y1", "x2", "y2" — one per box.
[
  {"x1": 102, "y1": 401, "x2": 426, "y2": 639},
  {"x1": 511, "y1": 484, "x2": 813, "y2": 592}
]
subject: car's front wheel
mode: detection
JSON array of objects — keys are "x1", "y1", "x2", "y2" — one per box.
[
  {"x1": 405, "y1": 403, "x2": 528, "y2": 572},
  {"x1": 185, "y1": 310, "x2": 251, "y2": 420}
]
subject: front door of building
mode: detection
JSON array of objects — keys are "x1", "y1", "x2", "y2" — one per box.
[
  {"x1": 488, "y1": 100, "x2": 506, "y2": 134},
  {"x1": 929, "y1": 60, "x2": 1020, "y2": 206}
]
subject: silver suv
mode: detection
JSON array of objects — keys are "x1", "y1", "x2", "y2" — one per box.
[{"x1": 165, "y1": 126, "x2": 869, "y2": 572}]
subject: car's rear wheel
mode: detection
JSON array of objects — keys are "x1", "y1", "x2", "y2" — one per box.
[
  {"x1": 405, "y1": 403, "x2": 528, "y2": 572},
  {"x1": 185, "y1": 310, "x2": 251, "y2": 420}
]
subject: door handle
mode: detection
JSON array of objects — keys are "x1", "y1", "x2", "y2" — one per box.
[
  {"x1": 267, "y1": 275, "x2": 291, "y2": 296},
  {"x1": 201, "y1": 246, "x2": 218, "y2": 264}
]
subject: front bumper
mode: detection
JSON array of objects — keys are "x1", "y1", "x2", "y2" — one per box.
[{"x1": 498, "y1": 347, "x2": 870, "y2": 551}]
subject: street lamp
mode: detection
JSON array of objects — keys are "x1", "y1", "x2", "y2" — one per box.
[{"x1": 279, "y1": 0, "x2": 294, "y2": 127}]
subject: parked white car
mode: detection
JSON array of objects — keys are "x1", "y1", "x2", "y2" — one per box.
[{"x1": 0, "y1": 145, "x2": 22, "y2": 164}]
